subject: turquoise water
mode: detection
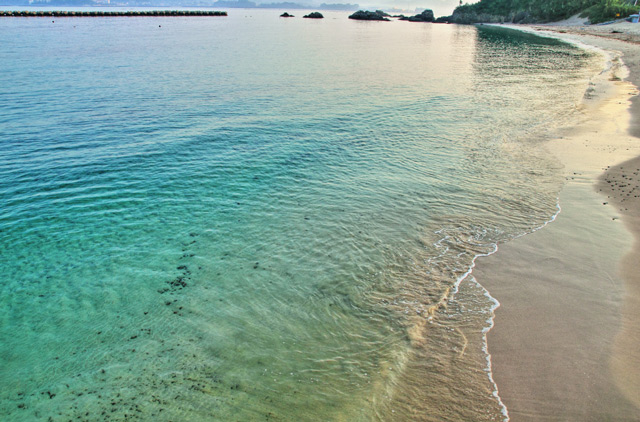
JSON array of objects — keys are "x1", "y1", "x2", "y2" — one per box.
[{"x1": 0, "y1": 12, "x2": 599, "y2": 421}]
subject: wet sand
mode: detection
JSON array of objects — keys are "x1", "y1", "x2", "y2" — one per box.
[{"x1": 474, "y1": 24, "x2": 640, "y2": 420}]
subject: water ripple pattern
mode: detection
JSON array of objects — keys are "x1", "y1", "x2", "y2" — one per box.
[{"x1": 0, "y1": 12, "x2": 600, "y2": 421}]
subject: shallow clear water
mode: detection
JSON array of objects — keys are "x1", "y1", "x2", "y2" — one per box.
[{"x1": 0, "y1": 11, "x2": 599, "y2": 421}]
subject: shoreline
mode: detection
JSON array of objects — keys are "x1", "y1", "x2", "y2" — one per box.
[{"x1": 475, "y1": 24, "x2": 640, "y2": 420}]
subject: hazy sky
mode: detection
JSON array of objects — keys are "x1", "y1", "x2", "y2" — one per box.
[{"x1": 366, "y1": 0, "x2": 464, "y2": 16}]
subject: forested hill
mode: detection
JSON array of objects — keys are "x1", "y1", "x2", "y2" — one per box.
[{"x1": 450, "y1": 0, "x2": 639, "y2": 24}]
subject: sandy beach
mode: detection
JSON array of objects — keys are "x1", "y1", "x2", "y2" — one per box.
[{"x1": 474, "y1": 22, "x2": 640, "y2": 421}]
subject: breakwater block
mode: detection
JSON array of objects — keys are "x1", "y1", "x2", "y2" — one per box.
[{"x1": 1, "y1": 10, "x2": 227, "y2": 17}]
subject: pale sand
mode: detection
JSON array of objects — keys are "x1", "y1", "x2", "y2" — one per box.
[{"x1": 473, "y1": 24, "x2": 640, "y2": 420}]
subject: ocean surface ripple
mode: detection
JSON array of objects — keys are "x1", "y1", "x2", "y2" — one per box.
[{"x1": 0, "y1": 13, "x2": 600, "y2": 421}]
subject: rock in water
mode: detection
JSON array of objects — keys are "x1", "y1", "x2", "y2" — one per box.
[
  {"x1": 400, "y1": 9, "x2": 435, "y2": 22},
  {"x1": 303, "y1": 12, "x2": 324, "y2": 19},
  {"x1": 348, "y1": 10, "x2": 390, "y2": 21},
  {"x1": 280, "y1": 12, "x2": 294, "y2": 17}
]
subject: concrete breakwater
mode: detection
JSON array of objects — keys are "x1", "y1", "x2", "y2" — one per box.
[{"x1": 1, "y1": 10, "x2": 227, "y2": 17}]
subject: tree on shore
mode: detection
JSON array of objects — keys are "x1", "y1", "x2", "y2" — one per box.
[{"x1": 449, "y1": 0, "x2": 639, "y2": 24}]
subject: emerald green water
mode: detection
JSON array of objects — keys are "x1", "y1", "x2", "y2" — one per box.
[{"x1": 0, "y1": 12, "x2": 600, "y2": 421}]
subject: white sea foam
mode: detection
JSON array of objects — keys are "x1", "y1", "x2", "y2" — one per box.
[{"x1": 455, "y1": 199, "x2": 562, "y2": 421}]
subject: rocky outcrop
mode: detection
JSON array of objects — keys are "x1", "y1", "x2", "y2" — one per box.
[
  {"x1": 280, "y1": 12, "x2": 294, "y2": 17},
  {"x1": 303, "y1": 12, "x2": 324, "y2": 18},
  {"x1": 399, "y1": 9, "x2": 434, "y2": 22},
  {"x1": 434, "y1": 15, "x2": 451, "y2": 23},
  {"x1": 448, "y1": 7, "x2": 540, "y2": 24},
  {"x1": 348, "y1": 10, "x2": 390, "y2": 21}
]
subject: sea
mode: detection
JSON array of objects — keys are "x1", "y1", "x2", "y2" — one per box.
[{"x1": 0, "y1": 9, "x2": 602, "y2": 421}]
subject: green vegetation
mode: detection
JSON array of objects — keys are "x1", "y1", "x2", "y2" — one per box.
[
  {"x1": 450, "y1": 0, "x2": 639, "y2": 24},
  {"x1": 581, "y1": 0, "x2": 639, "y2": 23}
]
